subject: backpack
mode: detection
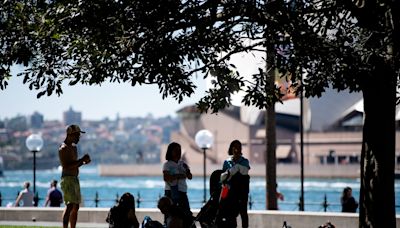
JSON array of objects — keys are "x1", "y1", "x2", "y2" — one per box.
[{"x1": 141, "y1": 216, "x2": 164, "y2": 228}]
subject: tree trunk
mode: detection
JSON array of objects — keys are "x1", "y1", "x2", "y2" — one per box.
[
  {"x1": 265, "y1": 104, "x2": 278, "y2": 210},
  {"x1": 265, "y1": 44, "x2": 278, "y2": 210},
  {"x1": 359, "y1": 62, "x2": 396, "y2": 227}
]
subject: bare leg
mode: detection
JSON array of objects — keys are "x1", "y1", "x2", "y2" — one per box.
[
  {"x1": 69, "y1": 203, "x2": 80, "y2": 228},
  {"x1": 62, "y1": 204, "x2": 73, "y2": 228}
]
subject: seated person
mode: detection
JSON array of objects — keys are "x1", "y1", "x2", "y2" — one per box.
[
  {"x1": 15, "y1": 181, "x2": 34, "y2": 207},
  {"x1": 157, "y1": 196, "x2": 184, "y2": 228},
  {"x1": 106, "y1": 192, "x2": 139, "y2": 228},
  {"x1": 319, "y1": 221, "x2": 336, "y2": 228},
  {"x1": 44, "y1": 179, "x2": 63, "y2": 207}
]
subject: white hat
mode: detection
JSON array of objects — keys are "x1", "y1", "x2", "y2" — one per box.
[{"x1": 66, "y1": 124, "x2": 86, "y2": 135}]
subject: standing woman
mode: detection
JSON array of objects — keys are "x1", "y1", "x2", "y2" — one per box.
[
  {"x1": 221, "y1": 140, "x2": 250, "y2": 228},
  {"x1": 162, "y1": 142, "x2": 193, "y2": 226},
  {"x1": 341, "y1": 186, "x2": 358, "y2": 212}
]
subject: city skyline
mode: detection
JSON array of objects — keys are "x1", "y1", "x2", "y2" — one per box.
[
  {"x1": 0, "y1": 65, "x2": 207, "y2": 121},
  {"x1": 1, "y1": 51, "x2": 263, "y2": 121}
]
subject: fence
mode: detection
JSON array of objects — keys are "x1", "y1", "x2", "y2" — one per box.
[{"x1": 0, "y1": 191, "x2": 347, "y2": 212}]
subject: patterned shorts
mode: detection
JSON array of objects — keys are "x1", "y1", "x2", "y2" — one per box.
[{"x1": 60, "y1": 176, "x2": 81, "y2": 205}]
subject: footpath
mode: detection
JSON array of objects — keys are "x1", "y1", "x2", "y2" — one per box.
[
  {"x1": 0, "y1": 207, "x2": 370, "y2": 228},
  {"x1": 0, "y1": 221, "x2": 108, "y2": 227}
]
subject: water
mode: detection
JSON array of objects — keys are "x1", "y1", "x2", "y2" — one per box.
[{"x1": 1, "y1": 166, "x2": 399, "y2": 213}]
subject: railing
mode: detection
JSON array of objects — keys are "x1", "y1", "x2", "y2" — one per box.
[
  {"x1": 2, "y1": 191, "x2": 385, "y2": 212},
  {"x1": 247, "y1": 194, "x2": 342, "y2": 212}
]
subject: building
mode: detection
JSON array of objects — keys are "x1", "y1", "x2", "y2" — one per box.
[
  {"x1": 63, "y1": 107, "x2": 82, "y2": 125},
  {"x1": 30, "y1": 111, "x2": 44, "y2": 129},
  {"x1": 169, "y1": 102, "x2": 299, "y2": 165},
  {"x1": 168, "y1": 89, "x2": 400, "y2": 167}
]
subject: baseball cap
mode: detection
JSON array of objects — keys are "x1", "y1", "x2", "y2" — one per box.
[{"x1": 66, "y1": 124, "x2": 86, "y2": 135}]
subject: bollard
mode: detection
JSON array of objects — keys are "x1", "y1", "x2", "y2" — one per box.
[
  {"x1": 298, "y1": 196, "x2": 302, "y2": 211},
  {"x1": 95, "y1": 192, "x2": 99, "y2": 208},
  {"x1": 248, "y1": 194, "x2": 253, "y2": 210},
  {"x1": 136, "y1": 192, "x2": 141, "y2": 208},
  {"x1": 322, "y1": 194, "x2": 329, "y2": 212},
  {"x1": 33, "y1": 192, "x2": 39, "y2": 207}
]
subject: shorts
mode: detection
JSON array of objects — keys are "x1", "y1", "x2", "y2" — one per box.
[{"x1": 60, "y1": 176, "x2": 81, "y2": 205}]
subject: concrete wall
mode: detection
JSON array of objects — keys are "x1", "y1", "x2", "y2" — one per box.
[
  {"x1": 1, "y1": 207, "x2": 399, "y2": 228},
  {"x1": 99, "y1": 163, "x2": 361, "y2": 178}
]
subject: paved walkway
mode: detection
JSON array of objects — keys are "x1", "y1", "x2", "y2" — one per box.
[
  {"x1": 0, "y1": 221, "x2": 109, "y2": 227},
  {"x1": 0, "y1": 221, "x2": 202, "y2": 228}
]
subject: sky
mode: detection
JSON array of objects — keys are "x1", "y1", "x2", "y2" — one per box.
[
  {"x1": 0, "y1": 51, "x2": 264, "y2": 121},
  {"x1": 0, "y1": 65, "x2": 207, "y2": 121}
]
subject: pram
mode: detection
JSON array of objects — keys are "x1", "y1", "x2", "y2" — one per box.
[{"x1": 193, "y1": 169, "x2": 248, "y2": 228}]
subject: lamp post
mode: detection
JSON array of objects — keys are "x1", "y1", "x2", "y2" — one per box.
[
  {"x1": 25, "y1": 134, "x2": 43, "y2": 198},
  {"x1": 195, "y1": 129, "x2": 214, "y2": 204}
]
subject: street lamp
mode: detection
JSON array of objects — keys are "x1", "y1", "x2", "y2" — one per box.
[
  {"x1": 195, "y1": 129, "x2": 214, "y2": 203},
  {"x1": 25, "y1": 134, "x2": 43, "y2": 198}
]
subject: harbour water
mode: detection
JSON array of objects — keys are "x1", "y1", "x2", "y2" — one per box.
[{"x1": 1, "y1": 166, "x2": 399, "y2": 213}]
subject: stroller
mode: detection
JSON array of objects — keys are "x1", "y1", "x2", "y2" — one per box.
[{"x1": 193, "y1": 169, "x2": 249, "y2": 228}]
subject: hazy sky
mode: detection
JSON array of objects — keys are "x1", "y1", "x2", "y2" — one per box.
[
  {"x1": 1, "y1": 51, "x2": 264, "y2": 121},
  {"x1": 0, "y1": 65, "x2": 207, "y2": 121}
]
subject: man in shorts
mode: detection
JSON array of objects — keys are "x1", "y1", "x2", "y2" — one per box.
[{"x1": 59, "y1": 124, "x2": 91, "y2": 228}]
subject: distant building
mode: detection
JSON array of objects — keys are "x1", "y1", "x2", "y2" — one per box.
[
  {"x1": 169, "y1": 89, "x2": 400, "y2": 166},
  {"x1": 5, "y1": 116, "x2": 28, "y2": 132},
  {"x1": 0, "y1": 128, "x2": 9, "y2": 142},
  {"x1": 170, "y1": 103, "x2": 298, "y2": 165},
  {"x1": 30, "y1": 111, "x2": 44, "y2": 129},
  {"x1": 63, "y1": 107, "x2": 82, "y2": 125}
]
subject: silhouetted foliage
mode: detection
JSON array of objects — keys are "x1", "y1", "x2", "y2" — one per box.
[{"x1": 1, "y1": 1, "x2": 399, "y2": 226}]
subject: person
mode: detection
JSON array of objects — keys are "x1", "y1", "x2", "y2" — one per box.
[
  {"x1": 162, "y1": 142, "x2": 193, "y2": 227},
  {"x1": 341, "y1": 186, "x2": 358, "y2": 212},
  {"x1": 318, "y1": 221, "x2": 336, "y2": 228},
  {"x1": 59, "y1": 124, "x2": 91, "y2": 228},
  {"x1": 277, "y1": 190, "x2": 285, "y2": 201},
  {"x1": 276, "y1": 184, "x2": 284, "y2": 201},
  {"x1": 276, "y1": 183, "x2": 284, "y2": 209},
  {"x1": 106, "y1": 192, "x2": 139, "y2": 228},
  {"x1": 157, "y1": 196, "x2": 184, "y2": 228},
  {"x1": 14, "y1": 181, "x2": 34, "y2": 207},
  {"x1": 45, "y1": 179, "x2": 63, "y2": 207},
  {"x1": 221, "y1": 140, "x2": 250, "y2": 228}
]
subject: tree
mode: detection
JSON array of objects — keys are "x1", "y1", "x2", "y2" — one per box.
[{"x1": 1, "y1": 0, "x2": 399, "y2": 226}]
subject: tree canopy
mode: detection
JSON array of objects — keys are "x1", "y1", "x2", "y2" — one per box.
[
  {"x1": 1, "y1": 0, "x2": 399, "y2": 226},
  {"x1": 3, "y1": 1, "x2": 397, "y2": 109}
]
